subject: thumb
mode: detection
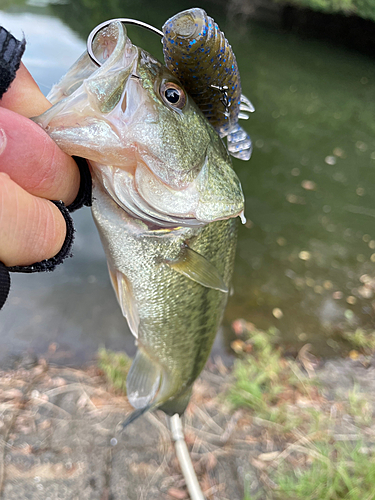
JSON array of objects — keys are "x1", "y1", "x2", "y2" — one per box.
[{"x1": 0, "y1": 63, "x2": 51, "y2": 118}]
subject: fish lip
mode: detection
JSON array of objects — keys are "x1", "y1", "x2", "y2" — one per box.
[
  {"x1": 93, "y1": 156, "x2": 206, "y2": 229},
  {"x1": 107, "y1": 187, "x2": 205, "y2": 229},
  {"x1": 132, "y1": 156, "x2": 245, "y2": 226},
  {"x1": 125, "y1": 197, "x2": 203, "y2": 228},
  {"x1": 92, "y1": 149, "x2": 244, "y2": 228}
]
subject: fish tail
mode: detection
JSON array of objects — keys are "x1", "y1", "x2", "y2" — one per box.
[
  {"x1": 226, "y1": 123, "x2": 253, "y2": 161},
  {"x1": 122, "y1": 347, "x2": 193, "y2": 429},
  {"x1": 120, "y1": 348, "x2": 162, "y2": 429}
]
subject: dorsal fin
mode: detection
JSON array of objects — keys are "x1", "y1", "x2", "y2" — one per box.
[{"x1": 165, "y1": 246, "x2": 228, "y2": 293}]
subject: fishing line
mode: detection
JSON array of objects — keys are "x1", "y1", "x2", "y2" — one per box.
[{"x1": 87, "y1": 18, "x2": 163, "y2": 67}]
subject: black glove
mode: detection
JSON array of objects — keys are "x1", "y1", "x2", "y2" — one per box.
[{"x1": 0, "y1": 26, "x2": 92, "y2": 310}]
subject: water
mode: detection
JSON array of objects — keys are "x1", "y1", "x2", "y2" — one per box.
[{"x1": 1, "y1": 0, "x2": 375, "y2": 364}]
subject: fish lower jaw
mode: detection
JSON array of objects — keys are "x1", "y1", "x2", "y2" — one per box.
[
  {"x1": 134, "y1": 160, "x2": 244, "y2": 225},
  {"x1": 92, "y1": 159, "x2": 244, "y2": 229},
  {"x1": 91, "y1": 162, "x2": 204, "y2": 228}
]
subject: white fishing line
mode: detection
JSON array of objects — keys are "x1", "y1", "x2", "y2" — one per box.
[{"x1": 170, "y1": 414, "x2": 205, "y2": 500}]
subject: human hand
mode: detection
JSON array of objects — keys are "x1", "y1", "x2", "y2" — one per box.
[{"x1": 0, "y1": 63, "x2": 81, "y2": 267}]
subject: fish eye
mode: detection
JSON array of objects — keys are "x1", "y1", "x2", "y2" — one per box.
[{"x1": 160, "y1": 82, "x2": 186, "y2": 109}]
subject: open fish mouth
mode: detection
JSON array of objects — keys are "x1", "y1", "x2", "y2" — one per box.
[
  {"x1": 92, "y1": 154, "x2": 208, "y2": 228},
  {"x1": 39, "y1": 107, "x2": 244, "y2": 226},
  {"x1": 33, "y1": 20, "x2": 245, "y2": 227},
  {"x1": 92, "y1": 141, "x2": 245, "y2": 227}
]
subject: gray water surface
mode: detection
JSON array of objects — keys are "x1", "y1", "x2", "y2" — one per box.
[{"x1": 1, "y1": 1, "x2": 375, "y2": 364}]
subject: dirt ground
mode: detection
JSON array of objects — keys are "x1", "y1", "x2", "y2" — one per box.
[{"x1": 0, "y1": 354, "x2": 375, "y2": 500}]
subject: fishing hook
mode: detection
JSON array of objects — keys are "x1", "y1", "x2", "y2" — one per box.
[{"x1": 87, "y1": 18, "x2": 163, "y2": 67}]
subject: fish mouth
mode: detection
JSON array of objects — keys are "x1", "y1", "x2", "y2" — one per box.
[
  {"x1": 92, "y1": 142, "x2": 245, "y2": 228},
  {"x1": 91, "y1": 153, "x2": 208, "y2": 228},
  {"x1": 33, "y1": 19, "x2": 245, "y2": 227}
]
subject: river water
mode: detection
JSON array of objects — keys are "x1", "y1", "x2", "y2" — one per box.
[{"x1": 1, "y1": 0, "x2": 375, "y2": 365}]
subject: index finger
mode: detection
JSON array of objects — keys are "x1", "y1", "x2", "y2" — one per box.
[
  {"x1": 0, "y1": 108, "x2": 80, "y2": 206},
  {"x1": 0, "y1": 63, "x2": 80, "y2": 206}
]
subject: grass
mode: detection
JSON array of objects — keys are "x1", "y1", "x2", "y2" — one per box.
[
  {"x1": 227, "y1": 326, "x2": 317, "y2": 425},
  {"x1": 275, "y1": 441, "x2": 375, "y2": 500},
  {"x1": 227, "y1": 322, "x2": 375, "y2": 500},
  {"x1": 97, "y1": 331, "x2": 375, "y2": 500},
  {"x1": 97, "y1": 348, "x2": 131, "y2": 394},
  {"x1": 341, "y1": 328, "x2": 375, "y2": 355},
  {"x1": 347, "y1": 384, "x2": 373, "y2": 426}
]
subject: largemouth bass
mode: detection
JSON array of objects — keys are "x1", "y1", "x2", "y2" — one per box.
[{"x1": 34, "y1": 21, "x2": 245, "y2": 420}]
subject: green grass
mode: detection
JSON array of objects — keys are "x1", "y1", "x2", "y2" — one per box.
[
  {"x1": 227, "y1": 327, "x2": 315, "y2": 425},
  {"x1": 97, "y1": 348, "x2": 132, "y2": 394},
  {"x1": 347, "y1": 384, "x2": 373, "y2": 426},
  {"x1": 274, "y1": 442, "x2": 375, "y2": 500},
  {"x1": 227, "y1": 327, "x2": 282, "y2": 413},
  {"x1": 341, "y1": 328, "x2": 375, "y2": 355},
  {"x1": 227, "y1": 324, "x2": 375, "y2": 500}
]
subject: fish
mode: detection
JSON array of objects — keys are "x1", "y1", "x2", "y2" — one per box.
[
  {"x1": 162, "y1": 7, "x2": 254, "y2": 161},
  {"x1": 33, "y1": 21, "x2": 245, "y2": 422}
]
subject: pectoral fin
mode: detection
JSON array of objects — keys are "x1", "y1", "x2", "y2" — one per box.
[
  {"x1": 126, "y1": 349, "x2": 161, "y2": 410},
  {"x1": 107, "y1": 263, "x2": 139, "y2": 338},
  {"x1": 166, "y1": 246, "x2": 228, "y2": 293}
]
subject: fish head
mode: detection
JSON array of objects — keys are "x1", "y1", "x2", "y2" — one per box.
[{"x1": 34, "y1": 21, "x2": 244, "y2": 225}]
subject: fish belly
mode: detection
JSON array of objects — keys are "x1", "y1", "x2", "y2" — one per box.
[{"x1": 91, "y1": 176, "x2": 237, "y2": 413}]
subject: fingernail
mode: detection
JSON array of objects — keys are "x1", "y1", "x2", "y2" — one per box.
[{"x1": 0, "y1": 129, "x2": 7, "y2": 156}]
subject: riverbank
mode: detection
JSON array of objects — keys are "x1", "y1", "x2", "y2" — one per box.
[
  {"x1": 1, "y1": 341, "x2": 375, "y2": 499},
  {"x1": 225, "y1": 0, "x2": 375, "y2": 56}
]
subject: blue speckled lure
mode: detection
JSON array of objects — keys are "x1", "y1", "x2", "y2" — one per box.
[
  {"x1": 85, "y1": 10, "x2": 254, "y2": 160},
  {"x1": 162, "y1": 8, "x2": 254, "y2": 160}
]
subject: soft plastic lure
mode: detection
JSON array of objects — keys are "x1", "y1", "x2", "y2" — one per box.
[{"x1": 162, "y1": 8, "x2": 254, "y2": 160}]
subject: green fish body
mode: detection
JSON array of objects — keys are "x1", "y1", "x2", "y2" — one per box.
[
  {"x1": 34, "y1": 21, "x2": 244, "y2": 418},
  {"x1": 92, "y1": 178, "x2": 237, "y2": 414}
]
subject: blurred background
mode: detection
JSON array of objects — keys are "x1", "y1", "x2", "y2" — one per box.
[{"x1": 0, "y1": 0, "x2": 375, "y2": 366}]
